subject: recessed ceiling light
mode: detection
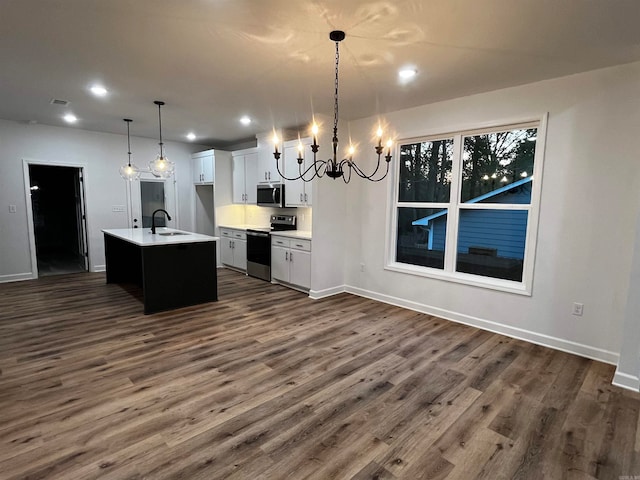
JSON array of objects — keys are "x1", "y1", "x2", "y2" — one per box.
[
  {"x1": 240, "y1": 116, "x2": 251, "y2": 126},
  {"x1": 90, "y1": 85, "x2": 108, "y2": 97},
  {"x1": 186, "y1": 132, "x2": 196, "y2": 141},
  {"x1": 63, "y1": 113, "x2": 77, "y2": 123},
  {"x1": 398, "y1": 68, "x2": 417, "y2": 80}
]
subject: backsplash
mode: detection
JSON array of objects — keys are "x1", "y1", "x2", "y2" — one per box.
[{"x1": 244, "y1": 205, "x2": 312, "y2": 231}]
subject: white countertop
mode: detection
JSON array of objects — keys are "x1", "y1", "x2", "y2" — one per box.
[
  {"x1": 218, "y1": 224, "x2": 267, "y2": 231},
  {"x1": 270, "y1": 230, "x2": 312, "y2": 240},
  {"x1": 218, "y1": 224, "x2": 312, "y2": 240},
  {"x1": 103, "y1": 228, "x2": 219, "y2": 246}
]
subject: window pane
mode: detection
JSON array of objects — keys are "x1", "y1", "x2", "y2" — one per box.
[
  {"x1": 141, "y1": 181, "x2": 165, "y2": 228},
  {"x1": 398, "y1": 138, "x2": 453, "y2": 203},
  {"x1": 396, "y1": 207, "x2": 447, "y2": 269},
  {"x1": 461, "y1": 128, "x2": 536, "y2": 204},
  {"x1": 455, "y1": 209, "x2": 528, "y2": 281}
]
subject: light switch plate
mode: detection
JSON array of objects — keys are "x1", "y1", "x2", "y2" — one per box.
[{"x1": 8, "y1": 204, "x2": 17, "y2": 213}]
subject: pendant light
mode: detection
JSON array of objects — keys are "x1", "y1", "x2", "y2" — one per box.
[
  {"x1": 272, "y1": 30, "x2": 393, "y2": 184},
  {"x1": 119, "y1": 118, "x2": 141, "y2": 181},
  {"x1": 149, "y1": 100, "x2": 175, "y2": 178}
]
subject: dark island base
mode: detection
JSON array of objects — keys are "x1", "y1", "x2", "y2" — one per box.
[{"x1": 105, "y1": 234, "x2": 217, "y2": 314}]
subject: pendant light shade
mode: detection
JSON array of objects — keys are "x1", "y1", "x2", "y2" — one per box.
[
  {"x1": 149, "y1": 100, "x2": 175, "y2": 178},
  {"x1": 119, "y1": 118, "x2": 141, "y2": 181}
]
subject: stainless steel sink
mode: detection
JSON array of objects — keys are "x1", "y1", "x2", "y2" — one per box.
[{"x1": 158, "y1": 232, "x2": 188, "y2": 236}]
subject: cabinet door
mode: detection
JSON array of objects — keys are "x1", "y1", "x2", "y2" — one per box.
[
  {"x1": 193, "y1": 157, "x2": 203, "y2": 184},
  {"x1": 257, "y1": 141, "x2": 280, "y2": 183},
  {"x1": 232, "y1": 155, "x2": 246, "y2": 203},
  {"x1": 221, "y1": 238, "x2": 234, "y2": 266},
  {"x1": 271, "y1": 245, "x2": 289, "y2": 282},
  {"x1": 244, "y1": 152, "x2": 259, "y2": 204},
  {"x1": 284, "y1": 144, "x2": 305, "y2": 207},
  {"x1": 201, "y1": 155, "x2": 214, "y2": 183},
  {"x1": 233, "y1": 239, "x2": 247, "y2": 271},
  {"x1": 290, "y1": 249, "x2": 311, "y2": 289}
]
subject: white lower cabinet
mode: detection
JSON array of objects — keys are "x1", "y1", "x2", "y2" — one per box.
[
  {"x1": 220, "y1": 228, "x2": 247, "y2": 271},
  {"x1": 271, "y1": 236, "x2": 311, "y2": 290}
]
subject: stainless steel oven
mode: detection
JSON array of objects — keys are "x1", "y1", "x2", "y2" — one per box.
[{"x1": 246, "y1": 215, "x2": 296, "y2": 282}]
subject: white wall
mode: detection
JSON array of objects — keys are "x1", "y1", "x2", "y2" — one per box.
[
  {"x1": 342, "y1": 61, "x2": 640, "y2": 368},
  {"x1": 0, "y1": 119, "x2": 208, "y2": 280}
]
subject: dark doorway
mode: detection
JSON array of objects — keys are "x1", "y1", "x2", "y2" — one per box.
[{"x1": 29, "y1": 165, "x2": 88, "y2": 276}]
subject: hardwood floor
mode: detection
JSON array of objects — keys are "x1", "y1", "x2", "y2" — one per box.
[{"x1": 1, "y1": 269, "x2": 639, "y2": 479}]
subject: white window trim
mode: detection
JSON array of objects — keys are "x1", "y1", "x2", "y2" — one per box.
[{"x1": 385, "y1": 114, "x2": 548, "y2": 296}]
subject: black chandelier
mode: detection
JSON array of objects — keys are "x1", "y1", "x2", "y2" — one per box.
[{"x1": 273, "y1": 30, "x2": 393, "y2": 184}]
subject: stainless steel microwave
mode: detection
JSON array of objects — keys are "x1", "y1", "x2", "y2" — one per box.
[{"x1": 256, "y1": 184, "x2": 285, "y2": 207}]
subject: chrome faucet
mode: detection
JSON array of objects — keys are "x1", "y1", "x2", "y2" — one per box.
[{"x1": 150, "y1": 209, "x2": 171, "y2": 234}]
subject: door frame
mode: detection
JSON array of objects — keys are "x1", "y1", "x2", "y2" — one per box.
[
  {"x1": 125, "y1": 171, "x2": 178, "y2": 229},
  {"x1": 22, "y1": 159, "x2": 90, "y2": 279}
]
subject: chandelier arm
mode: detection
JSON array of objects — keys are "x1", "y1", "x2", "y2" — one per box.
[
  {"x1": 300, "y1": 159, "x2": 328, "y2": 182},
  {"x1": 274, "y1": 157, "x2": 325, "y2": 182},
  {"x1": 352, "y1": 159, "x2": 391, "y2": 182},
  {"x1": 349, "y1": 153, "x2": 383, "y2": 179}
]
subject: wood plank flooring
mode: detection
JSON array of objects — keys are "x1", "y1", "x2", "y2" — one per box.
[{"x1": 1, "y1": 269, "x2": 639, "y2": 479}]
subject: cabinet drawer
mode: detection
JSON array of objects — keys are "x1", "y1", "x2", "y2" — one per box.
[
  {"x1": 232, "y1": 231, "x2": 246, "y2": 240},
  {"x1": 272, "y1": 237, "x2": 290, "y2": 248},
  {"x1": 220, "y1": 229, "x2": 232, "y2": 238},
  {"x1": 290, "y1": 239, "x2": 311, "y2": 252}
]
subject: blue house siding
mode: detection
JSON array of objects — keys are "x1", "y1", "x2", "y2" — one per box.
[
  {"x1": 457, "y1": 209, "x2": 528, "y2": 259},
  {"x1": 431, "y1": 216, "x2": 447, "y2": 251},
  {"x1": 411, "y1": 177, "x2": 532, "y2": 260}
]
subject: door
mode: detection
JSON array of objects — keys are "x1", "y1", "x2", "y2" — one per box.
[
  {"x1": 290, "y1": 249, "x2": 311, "y2": 289},
  {"x1": 27, "y1": 164, "x2": 88, "y2": 276},
  {"x1": 271, "y1": 245, "x2": 289, "y2": 282},
  {"x1": 127, "y1": 172, "x2": 177, "y2": 229}
]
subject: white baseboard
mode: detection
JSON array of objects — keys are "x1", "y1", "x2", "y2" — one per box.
[
  {"x1": 346, "y1": 285, "x2": 619, "y2": 366},
  {"x1": 92, "y1": 265, "x2": 106, "y2": 273},
  {"x1": 612, "y1": 370, "x2": 640, "y2": 391},
  {"x1": 0, "y1": 272, "x2": 35, "y2": 283},
  {"x1": 309, "y1": 285, "x2": 346, "y2": 300}
]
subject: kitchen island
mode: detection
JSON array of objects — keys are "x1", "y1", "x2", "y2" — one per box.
[{"x1": 103, "y1": 228, "x2": 218, "y2": 314}]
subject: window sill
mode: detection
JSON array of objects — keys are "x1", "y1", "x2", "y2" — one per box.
[{"x1": 385, "y1": 262, "x2": 532, "y2": 296}]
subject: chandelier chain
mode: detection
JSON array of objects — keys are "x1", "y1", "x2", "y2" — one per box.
[{"x1": 334, "y1": 39, "x2": 339, "y2": 134}]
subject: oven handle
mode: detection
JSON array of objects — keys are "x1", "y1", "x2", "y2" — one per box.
[{"x1": 247, "y1": 231, "x2": 270, "y2": 238}]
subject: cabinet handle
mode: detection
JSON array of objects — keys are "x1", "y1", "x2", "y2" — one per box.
[
  {"x1": 268, "y1": 172, "x2": 271, "y2": 180},
  {"x1": 300, "y1": 193, "x2": 303, "y2": 202},
  {"x1": 305, "y1": 193, "x2": 308, "y2": 202},
  {"x1": 290, "y1": 251, "x2": 293, "y2": 262},
  {"x1": 285, "y1": 251, "x2": 288, "y2": 261}
]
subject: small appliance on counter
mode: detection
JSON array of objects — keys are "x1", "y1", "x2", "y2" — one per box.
[{"x1": 246, "y1": 215, "x2": 296, "y2": 282}]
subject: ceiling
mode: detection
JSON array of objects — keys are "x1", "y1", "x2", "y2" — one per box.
[{"x1": 1, "y1": 0, "x2": 640, "y2": 148}]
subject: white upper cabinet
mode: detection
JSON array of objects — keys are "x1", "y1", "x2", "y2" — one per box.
[
  {"x1": 192, "y1": 149, "x2": 215, "y2": 184},
  {"x1": 256, "y1": 132, "x2": 284, "y2": 184},
  {"x1": 283, "y1": 137, "x2": 313, "y2": 207},
  {"x1": 232, "y1": 149, "x2": 258, "y2": 204}
]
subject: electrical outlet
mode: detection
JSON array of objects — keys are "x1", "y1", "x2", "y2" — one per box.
[
  {"x1": 572, "y1": 302, "x2": 584, "y2": 316},
  {"x1": 112, "y1": 205, "x2": 125, "y2": 213},
  {"x1": 8, "y1": 204, "x2": 17, "y2": 213}
]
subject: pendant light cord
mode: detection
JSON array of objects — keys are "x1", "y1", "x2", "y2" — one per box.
[
  {"x1": 157, "y1": 102, "x2": 164, "y2": 158},
  {"x1": 126, "y1": 120, "x2": 132, "y2": 166}
]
